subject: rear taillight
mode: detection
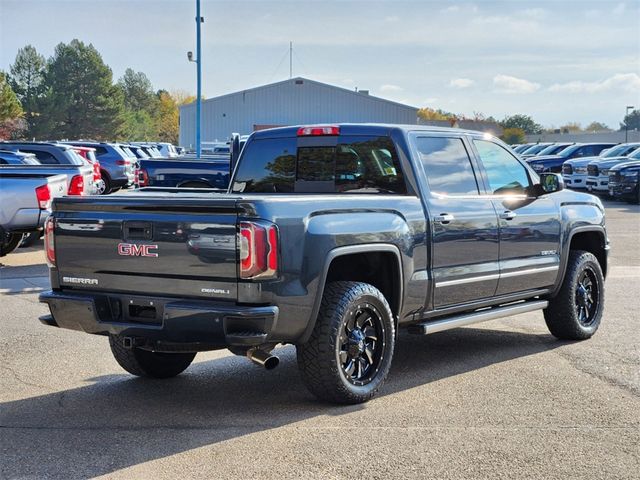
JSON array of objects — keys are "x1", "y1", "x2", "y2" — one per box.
[
  {"x1": 44, "y1": 216, "x2": 56, "y2": 267},
  {"x1": 239, "y1": 221, "x2": 278, "y2": 279},
  {"x1": 138, "y1": 168, "x2": 149, "y2": 187},
  {"x1": 93, "y1": 163, "x2": 101, "y2": 181},
  {"x1": 35, "y1": 184, "x2": 51, "y2": 210},
  {"x1": 68, "y1": 175, "x2": 85, "y2": 195},
  {"x1": 297, "y1": 125, "x2": 340, "y2": 136}
]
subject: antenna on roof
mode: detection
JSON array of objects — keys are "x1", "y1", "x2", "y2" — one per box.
[{"x1": 289, "y1": 41, "x2": 293, "y2": 79}]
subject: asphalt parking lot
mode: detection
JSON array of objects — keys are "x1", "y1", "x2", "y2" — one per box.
[{"x1": 1, "y1": 199, "x2": 638, "y2": 479}]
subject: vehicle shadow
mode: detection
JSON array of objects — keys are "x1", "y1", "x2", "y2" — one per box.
[{"x1": 0, "y1": 327, "x2": 564, "y2": 478}]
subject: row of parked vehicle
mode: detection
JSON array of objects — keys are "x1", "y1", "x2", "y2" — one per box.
[
  {"x1": 0, "y1": 140, "x2": 183, "y2": 257},
  {"x1": 511, "y1": 141, "x2": 640, "y2": 204}
]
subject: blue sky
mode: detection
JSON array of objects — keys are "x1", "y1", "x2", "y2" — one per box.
[{"x1": 1, "y1": 0, "x2": 639, "y2": 128}]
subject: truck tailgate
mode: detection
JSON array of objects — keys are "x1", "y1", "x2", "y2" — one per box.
[{"x1": 52, "y1": 195, "x2": 239, "y2": 301}]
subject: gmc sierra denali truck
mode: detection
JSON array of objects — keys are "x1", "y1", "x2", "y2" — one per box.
[{"x1": 39, "y1": 124, "x2": 609, "y2": 404}]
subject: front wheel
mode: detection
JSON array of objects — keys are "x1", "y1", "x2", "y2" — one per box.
[
  {"x1": 297, "y1": 281, "x2": 396, "y2": 404},
  {"x1": 544, "y1": 250, "x2": 604, "y2": 340},
  {"x1": 109, "y1": 335, "x2": 196, "y2": 378}
]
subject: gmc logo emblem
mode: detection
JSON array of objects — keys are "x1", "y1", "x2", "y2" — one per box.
[{"x1": 118, "y1": 243, "x2": 158, "y2": 257}]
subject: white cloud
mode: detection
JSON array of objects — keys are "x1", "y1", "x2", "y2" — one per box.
[
  {"x1": 423, "y1": 98, "x2": 438, "y2": 104},
  {"x1": 380, "y1": 84, "x2": 403, "y2": 92},
  {"x1": 441, "y1": 5, "x2": 460, "y2": 13},
  {"x1": 548, "y1": 73, "x2": 640, "y2": 94},
  {"x1": 449, "y1": 78, "x2": 475, "y2": 89},
  {"x1": 613, "y1": 3, "x2": 626, "y2": 15},
  {"x1": 523, "y1": 8, "x2": 546, "y2": 19},
  {"x1": 384, "y1": 15, "x2": 399, "y2": 22},
  {"x1": 493, "y1": 74, "x2": 541, "y2": 94}
]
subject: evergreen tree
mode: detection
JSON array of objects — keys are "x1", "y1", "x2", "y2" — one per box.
[
  {"x1": 45, "y1": 39, "x2": 125, "y2": 140},
  {"x1": 8, "y1": 45, "x2": 47, "y2": 138}
]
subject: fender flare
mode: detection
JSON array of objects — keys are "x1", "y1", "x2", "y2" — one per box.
[
  {"x1": 551, "y1": 225, "x2": 607, "y2": 296},
  {"x1": 298, "y1": 243, "x2": 404, "y2": 344}
]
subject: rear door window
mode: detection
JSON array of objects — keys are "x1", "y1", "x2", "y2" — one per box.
[
  {"x1": 416, "y1": 137, "x2": 479, "y2": 195},
  {"x1": 232, "y1": 136, "x2": 406, "y2": 194},
  {"x1": 21, "y1": 149, "x2": 59, "y2": 164}
]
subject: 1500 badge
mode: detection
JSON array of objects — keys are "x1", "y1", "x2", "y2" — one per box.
[{"x1": 118, "y1": 243, "x2": 159, "y2": 257}]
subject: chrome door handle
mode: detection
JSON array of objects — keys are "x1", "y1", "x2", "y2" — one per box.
[
  {"x1": 499, "y1": 210, "x2": 517, "y2": 220},
  {"x1": 434, "y1": 213, "x2": 455, "y2": 224}
]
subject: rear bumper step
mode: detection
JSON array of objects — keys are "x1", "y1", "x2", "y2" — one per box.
[
  {"x1": 39, "y1": 290, "x2": 277, "y2": 347},
  {"x1": 407, "y1": 300, "x2": 548, "y2": 335}
]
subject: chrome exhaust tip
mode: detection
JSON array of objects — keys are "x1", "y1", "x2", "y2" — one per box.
[{"x1": 247, "y1": 348, "x2": 279, "y2": 370}]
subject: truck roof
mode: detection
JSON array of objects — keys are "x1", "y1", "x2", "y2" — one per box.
[{"x1": 250, "y1": 123, "x2": 494, "y2": 140}]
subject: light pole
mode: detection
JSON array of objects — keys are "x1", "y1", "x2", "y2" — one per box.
[
  {"x1": 188, "y1": 1, "x2": 204, "y2": 156},
  {"x1": 625, "y1": 105, "x2": 634, "y2": 143}
]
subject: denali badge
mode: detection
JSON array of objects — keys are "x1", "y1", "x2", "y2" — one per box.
[
  {"x1": 118, "y1": 243, "x2": 158, "y2": 257},
  {"x1": 62, "y1": 276, "x2": 98, "y2": 285},
  {"x1": 201, "y1": 288, "x2": 230, "y2": 295}
]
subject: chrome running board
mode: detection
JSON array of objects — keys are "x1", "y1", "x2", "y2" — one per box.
[{"x1": 407, "y1": 299, "x2": 549, "y2": 335}]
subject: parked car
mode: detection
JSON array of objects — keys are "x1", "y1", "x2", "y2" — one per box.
[
  {"x1": 527, "y1": 143, "x2": 616, "y2": 173},
  {"x1": 534, "y1": 143, "x2": 574, "y2": 156},
  {"x1": 65, "y1": 145, "x2": 105, "y2": 195},
  {"x1": 155, "y1": 142, "x2": 179, "y2": 158},
  {"x1": 563, "y1": 143, "x2": 640, "y2": 190},
  {"x1": 0, "y1": 172, "x2": 67, "y2": 256},
  {"x1": 39, "y1": 124, "x2": 609, "y2": 404},
  {"x1": 585, "y1": 146, "x2": 640, "y2": 193},
  {"x1": 512, "y1": 143, "x2": 535, "y2": 153},
  {"x1": 64, "y1": 141, "x2": 135, "y2": 193},
  {"x1": 608, "y1": 160, "x2": 640, "y2": 203},
  {"x1": 0, "y1": 150, "x2": 40, "y2": 165},
  {"x1": 0, "y1": 143, "x2": 94, "y2": 195},
  {"x1": 519, "y1": 143, "x2": 554, "y2": 158}
]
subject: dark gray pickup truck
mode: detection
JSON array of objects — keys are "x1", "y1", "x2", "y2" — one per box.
[{"x1": 39, "y1": 124, "x2": 609, "y2": 404}]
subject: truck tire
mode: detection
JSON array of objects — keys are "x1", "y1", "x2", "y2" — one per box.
[
  {"x1": 544, "y1": 250, "x2": 604, "y2": 340},
  {"x1": 297, "y1": 281, "x2": 396, "y2": 404},
  {"x1": 100, "y1": 173, "x2": 111, "y2": 195},
  {"x1": 0, "y1": 232, "x2": 24, "y2": 257},
  {"x1": 108, "y1": 335, "x2": 196, "y2": 378}
]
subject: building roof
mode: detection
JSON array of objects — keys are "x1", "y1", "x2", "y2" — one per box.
[{"x1": 182, "y1": 77, "x2": 418, "y2": 111}]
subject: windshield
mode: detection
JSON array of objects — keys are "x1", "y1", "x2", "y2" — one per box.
[
  {"x1": 628, "y1": 147, "x2": 640, "y2": 159},
  {"x1": 602, "y1": 144, "x2": 640, "y2": 158},
  {"x1": 65, "y1": 149, "x2": 85, "y2": 165},
  {"x1": 521, "y1": 144, "x2": 549, "y2": 155},
  {"x1": 537, "y1": 144, "x2": 567, "y2": 155}
]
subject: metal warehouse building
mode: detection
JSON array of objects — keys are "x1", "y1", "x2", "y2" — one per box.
[{"x1": 179, "y1": 77, "x2": 418, "y2": 148}]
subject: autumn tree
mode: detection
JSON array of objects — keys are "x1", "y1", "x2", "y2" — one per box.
[
  {"x1": 156, "y1": 90, "x2": 179, "y2": 144},
  {"x1": 0, "y1": 71, "x2": 25, "y2": 139},
  {"x1": 500, "y1": 127, "x2": 526, "y2": 145}
]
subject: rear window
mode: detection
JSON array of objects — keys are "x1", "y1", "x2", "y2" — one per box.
[{"x1": 231, "y1": 136, "x2": 406, "y2": 194}]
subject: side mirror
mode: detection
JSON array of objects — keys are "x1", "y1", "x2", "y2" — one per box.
[{"x1": 538, "y1": 173, "x2": 564, "y2": 194}]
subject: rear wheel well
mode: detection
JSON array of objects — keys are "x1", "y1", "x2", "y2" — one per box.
[
  {"x1": 325, "y1": 251, "x2": 401, "y2": 319},
  {"x1": 569, "y1": 231, "x2": 607, "y2": 277}
]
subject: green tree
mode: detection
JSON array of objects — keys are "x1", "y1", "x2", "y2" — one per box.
[
  {"x1": 500, "y1": 127, "x2": 526, "y2": 145},
  {"x1": 500, "y1": 114, "x2": 543, "y2": 134},
  {"x1": 8, "y1": 45, "x2": 47, "y2": 138},
  {"x1": 559, "y1": 122, "x2": 582, "y2": 133},
  {"x1": 118, "y1": 68, "x2": 157, "y2": 113},
  {"x1": 0, "y1": 71, "x2": 25, "y2": 139},
  {"x1": 620, "y1": 109, "x2": 640, "y2": 131},
  {"x1": 45, "y1": 39, "x2": 125, "y2": 140}
]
